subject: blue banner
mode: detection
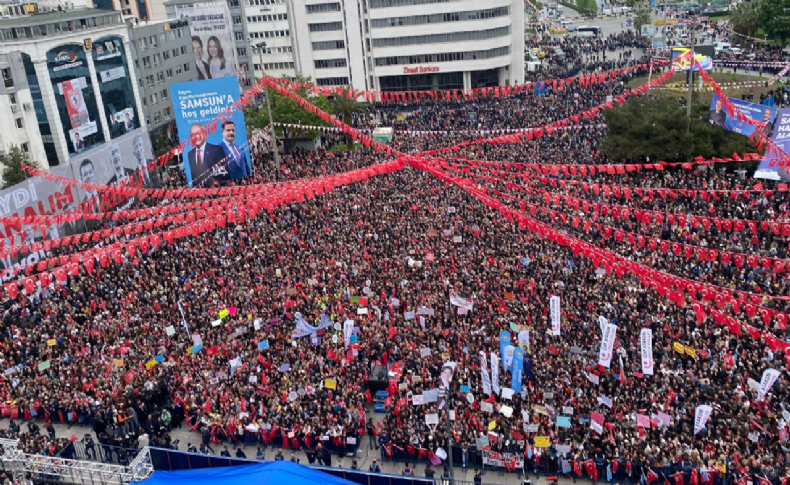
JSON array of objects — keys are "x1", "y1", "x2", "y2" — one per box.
[
  {"x1": 499, "y1": 331, "x2": 510, "y2": 372},
  {"x1": 511, "y1": 347, "x2": 524, "y2": 392},
  {"x1": 709, "y1": 94, "x2": 777, "y2": 138},
  {"x1": 170, "y1": 76, "x2": 252, "y2": 187},
  {"x1": 756, "y1": 108, "x2": 790, "y2": 181}
]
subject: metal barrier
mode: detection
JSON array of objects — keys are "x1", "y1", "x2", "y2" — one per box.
[{"x1": 59, "y1": 441, "x2": 142, "y2": 466}]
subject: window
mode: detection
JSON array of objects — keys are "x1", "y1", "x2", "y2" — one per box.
[
  {"x1": 21, "y1": 142, "x2": 29, "y2": 153},
  {"x1": 142, "y1": 56, "x2": 151, "y2": 69},
  {"x1": 163, "y1": 50, "x2": 170, "y2": 60},
  {"x1": 237, "y1": 47, "x2": 247, "y2": 56},
  {"x1": 315, "y1": 58, "x2": 347, "y2": 69},
  {"x1": 164, "y1": 107, "x2": 171, "y2": 119},
  {"x1": 149, "y1": 35, "x2": 157, "y2": 47},
  {"x1": 14, "y1": 118, "x2": 23, "y2": 129},
  {"x1": 161, "y1": 89, "x2": 168, "y2": 100},
  {"x1": 138, "y1": 38, "x2": 147, "y2": 50},
  {"x1": 150, "y1": 93, "x2": 158, "y2": 106},
  {"x1": 374, "y1": 46, "x2": 509, "y2": 66},
  {"x1": 235, "y1": 31, "x2": 244, "y2": 41},
  {"x1": 175, "y1": 64, "x2": 183, "y2": 75},
  {"x1": 373, "y1": 26, "x2": 510, "y2": 47},
  {"x1": 9, "y1": 93, "x2": 16, "y2": 104},
  {"x1": 146, "y1": 75, "x2": 154, "y2": 86},
  {"x1": 233, "y1": 16, "x2": 242, "y2": 24},
  {"x1": 312, "y1": 40, "x2": 345, "y2": 50},
  {"x1": 308, "y1": 22, "x2": 342, "y2": 32},
  {"x1": 316, "y1": 77, "x2": 348, "y2": 86},
  {"x1": 39, "y1": 25, "x2": 48, "y2": 36},
  {"x1": 154, "y1": 112, "x2": 161, "y2": 124},
  {"x1": 183, "y1": 63, "x2": 190, "y2": 72},
  {"x1": 153, "y1": 53, "x2": 161, "y2": 66},
  {"x1": 306, "y1": 2, "x2": 340, "y2": 12},
  {"x1": 180, "y1": 46, "x2": 188, "y2": 55},
  {"x1": 166, "y1": 68, "x2": 173, "y2": 77},
  {"x1": 371, "y1": 6, "x2": 509, "y2": 27},
  {"x1": 157, "y1": 72, "x2": 165, "y2": 83}
]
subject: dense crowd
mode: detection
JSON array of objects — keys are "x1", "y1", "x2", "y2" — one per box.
[{"x1": 0, "y1": 28, "x2": 790, "y2": 485}]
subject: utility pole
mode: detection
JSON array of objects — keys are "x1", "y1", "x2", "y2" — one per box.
[
  {"x1": 686, "y1": 18, "x2": 696, "y2": 134},
  {"x1": 256, "y1": 42, "x2": 280, "y2": 181}
]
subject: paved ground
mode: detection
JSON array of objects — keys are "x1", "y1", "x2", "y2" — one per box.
[{"x1": 1, "y1": 417, "x2": 574, "y2": 485}]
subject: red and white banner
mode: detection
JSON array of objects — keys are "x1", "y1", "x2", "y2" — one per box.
[
  {"x1": 62, "y1": 79, "x2": 89, "y2": 129},
  {"x1": 481, "y1": 450, "x2": 524, "y2": 469},
  {"x1": 598, "y1": 323, "x2": 617, "y2": 368},
  {"x1": 640, "y1": 328, "x2": 654, "y2": 376},
  {"x1": 450, "y1": 292, "x2": 474, "y2": 312}
]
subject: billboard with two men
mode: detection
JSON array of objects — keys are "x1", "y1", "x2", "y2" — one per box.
[
  {"x1": 709, "y1": 94, "x2": 777, "y2": 138},
  {"x1": 169, "y1": 76, "x2": 251, "y2": 187}
]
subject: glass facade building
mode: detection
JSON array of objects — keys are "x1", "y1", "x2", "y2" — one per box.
[{"x1": 92, "y1": 36, "x2": 141, "y2": 139}]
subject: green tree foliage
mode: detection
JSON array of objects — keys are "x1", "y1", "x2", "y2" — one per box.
[
  {"x1": 575, "y1": 0, "x2": 596, "y2": 13},
  {"x1": 758, "y1": 0, "x2": 790, "y2": 42},
  {"x1": 634, "y1": 10, "x2": 652, "y2": 36},
  {"x1": 600, "y1": 98, "x2": 757, "y2": 162},
  {"x1": 731, "y1": 0, "x2": 761, "y2": 37},
  {"x1": 243, "y1": 75, "x2": 331, "y2": 153},
  {"x1": 330, "y1": 95, "x2": 367, "y2": 150},
  {"x1": 153, "y1": 130, "x2": 174, "y2": 158},
  {"x1": 1, "y1": 146, "x2": 40, "y2": 189}
]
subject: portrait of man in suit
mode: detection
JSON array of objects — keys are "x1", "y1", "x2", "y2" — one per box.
[
  {"x1": 187, "y1": 124, "x2": 226, "y2": 186},
  {"x1": 760, "y1": 108, "x2": 775, "y2": 138},
  {"x1": 220, "y1": 121, "x2": 250, "y2": 179},
  {"x1": 73, "y1": 132, "x2": 85, "y2": 151},
  {"x1": 133, "y1": 134, "x2": 151, "y2": 186},
  {"x1": 124, "y1": 112, "x2": 134, "y2": 132},
  {"x1": 192, "y1": 36, "x2": 211, "y2": 81},
  {"x1": 709, "y1": 98, "x2": 726, "y2": 128},
  {"x1": 79, "y1": 158, "x2": 101, "y2": 214},
  {"x1": 107, "y1": 142, "x2": 135, "y2": 186}
]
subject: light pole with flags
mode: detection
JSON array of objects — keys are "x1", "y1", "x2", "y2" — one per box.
[{"x1": 255, "y1": 41, "x2": 280, "y2": 180}]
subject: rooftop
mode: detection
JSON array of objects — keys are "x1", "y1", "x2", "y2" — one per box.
[{"x1": 0, "y1": 8, "x2": 119, "y2": 28}]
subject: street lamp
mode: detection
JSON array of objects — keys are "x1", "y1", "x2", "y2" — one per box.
[{"x1": 255, "y1": 41, "x2": 280, "y2": 179}]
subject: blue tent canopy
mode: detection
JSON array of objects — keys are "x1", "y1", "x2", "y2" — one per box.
[{"x1": 133, "y1": 461, "x2": 359, "y2": 485}]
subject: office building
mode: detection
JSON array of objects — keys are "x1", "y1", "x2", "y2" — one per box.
[
  {"x1": 128, "y1": 18, "x2": 196, "y2": 135},
  {"x1": 0, "y1": 9, "x2": 146, "y2": 167},
  {"x1": 246, "y1": 0, "x2": 524, "y2": 92}
]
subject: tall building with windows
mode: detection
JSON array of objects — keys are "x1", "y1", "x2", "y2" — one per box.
[
  {"x1": 149, "y1": 0, "x2": 523, "y2": 92},
  {"x1": 128, "y1": 18, "x2": 197, "y2": 135},
  {"x1": 0, "y1": 9, "x2": 146, "y2": 167}
]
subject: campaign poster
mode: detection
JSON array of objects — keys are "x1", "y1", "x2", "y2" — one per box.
[
  {"x1": 710, "y1": 94, "x2": 777, "y2": 138},
  {"x1": 755, "y1": 108, "x2": 790, "y2": 181},
  {"x1": 170, "y1": 77, "x2": 251, "y2": 187},
  {"x1": 176, "y1": 4, "x2": 238, "y2": 82},
  {"x1": 0, "y1": 128, "x2": 155, "y2": 276}
]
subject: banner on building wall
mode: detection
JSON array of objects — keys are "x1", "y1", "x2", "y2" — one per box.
[
  {"x1": 709, "y1": 94, "x2": 777, "y2": 138},
  {"x1": 170, "y1": 77, "x2": 251, "y2": 187},
  {"x1": 176, "y1": 3, "x2": 238, "y2": 82},
  {"x1": 0, "y1": 128, "x2": 155, "y2": 275}
]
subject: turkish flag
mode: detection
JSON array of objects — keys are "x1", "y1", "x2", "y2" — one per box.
[
  {"x1": 54, "y1": 267, "x2": 67, "y2": 284},
  {"x1": 22, "y1": 277, "x2": 36, "y2": 295},
  {"x1": 84, "y1": 257, "x2": 95, "y2": 274},
  {"x1": 584, "y1": 460, "x2": 598, "y2": 481},
  {"x1": 68, "y1": 262, "x2": 80, "y2": 276},
  {"x1": 674, "y1": 472, "x2": 685, "y2": 485},
  {"x1": 4, "y1": 282, "x2": 18, "y2": 299},
  {"x1": 646, "y1": 469, "x2": 659, "y2": 484},
  {"x1": 39, "y1": 272, "x2": 51, "y2": 288}
]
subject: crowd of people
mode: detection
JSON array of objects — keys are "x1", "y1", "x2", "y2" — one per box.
[{"x1": 0, "y1": 20, "x2": 789, "y2": 485}]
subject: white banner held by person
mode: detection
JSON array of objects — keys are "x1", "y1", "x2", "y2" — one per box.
[
  {"x1": 481, "y1": 450, "x2": 524, "y2": 469},
  {"x1": 757, "y1": 368, "x2": 780, "y2": 401},
  {"x1": 694, "y1": 405, "x2": 713, "y2": 434},
  {"x1": 598, "y1": 323, "x2": 618, "y2": 368},
  {"x1": 480, "y1": 351, "x2": 492, "y2": 396},
  {"x1": 550, "y1": 295, "x2": 561, "y2": 335},
  {"x1": 640, "y1": 328, "x2": 654, "y2": 375},
  {"x1": 490, "y1": 352, "x2": 501, "y2": 397},
  {"x1": 343, "y1": 319, "x2": 354, "y2": 348},
  {"x1": 450, "y1": 292, "x2": 474, "y2": 312}
]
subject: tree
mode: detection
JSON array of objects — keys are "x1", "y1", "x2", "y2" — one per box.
[
  {"x1": 244, "y1": 75, "x2": 331, "y2": 153},
  {"x1": 731, "y1": 0, "x2": 761, "y2": 37},
  {"x1": 634, "y1": 10, "x2": 652, "y2": 37},
  {"x1": 759, "y1": 0, "x2": 790, "y2": 43},
  {"x1": 331, "y1": 95, "x2": 367, "y2": 150},
  {"x1": 153, "y1": 130, "x2": 174, "y2": 158},
  {"x1": 600, "y1": 98, "x2": 756, "y2": 162},
  {"x1": 1, "y1": 146, "x2": 40, "y2": 189}
]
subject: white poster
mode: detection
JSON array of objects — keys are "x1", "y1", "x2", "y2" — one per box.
[
  {"x1": 550, "y1": 295, "x2": 561, "y2": 335},
  {"x1": 757, "y1": 368, "x2": 780, "y2": 401},
  {"x1": 490, "y1": 352, "x2": 500, "y2": 397},
  {"x1": 343, "y1": 319, "x2": 354, "y2": 348},
  {"x1": 598, "y1": 323, "x2": 618, "y2": 368},
  {"x1": 504, "y1": 345, "x2": 515, "y2": 370},
  {"x1": 480, "y1": 351, "x2": 492, "y2": 396},
  {"x1": 518, "y1": 330, "x2": 529, "y2": 347},
  {"x1": 640, "y1": 328, "x2": 654, "y2": 375},
  {"x1": 694, "y1": 404, "x2": 713, "y2": 434},
  {"x1": 450, "y1": 292, "x2": 474, "y2": 312},
  {"x1": 99, "y1": 66, "x2": 126, "y2": 83}
]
